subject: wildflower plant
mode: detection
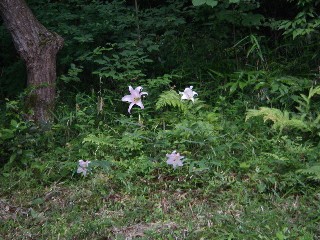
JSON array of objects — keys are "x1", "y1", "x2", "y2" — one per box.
[
  {"x1": 179, "y1": 86, "x2": 198, "y2": 102},
  {"x1": 166, "y1": 150, "x2": 184, "y2": 169},
  {"x1": 77, "y1": 160, "x2": 91, "y2": 176},
  {"x1": 122, "y1": 86, "x2": 148, "y2": 113}
]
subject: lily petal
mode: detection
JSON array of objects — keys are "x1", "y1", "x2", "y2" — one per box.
[
  {"x1": 136, "y1": 100, "x2": 144, "y2": 109},
  {"x1": 122, "y1": 95, "x2": 132, "y2": 102},
  {"x1": 177, "y1": 161, "x2": 183, "y2": 166},
  {"x1": 136, "y1": 86, "x2": 143, "y2": 92},
  {"x1": 128, "y1": 102, "x2": 135, "y2": 113},
  {"x1": 181, "y1": 94, "x2": 189, "y2": 100},
  {"x1": 129, "y1": 86, "x2": 134, "y2": 94}
]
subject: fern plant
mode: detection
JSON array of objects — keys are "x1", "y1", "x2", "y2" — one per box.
[
  {"x1": 246, "y1": 86, "x2": 320, "y2": 134},
  {"x1": 82, "y1": 133, "x2": 115, "y2": 148},
  {"x1": 246, "y1": 107, "x2": 310, "y2": 133},
  {"x1": 82, "y1": 133, "x2": 116, "y2": 160},
  {"x1": 297, "y1": 164, "x2": 320, "y2": 181},
  {"x1": 295, "y1": 86, "x2": 320, "y2": 117},
  {"x1": 155, "y1": 90, "x2": 188, "y2": 113}
]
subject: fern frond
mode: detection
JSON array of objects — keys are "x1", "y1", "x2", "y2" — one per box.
[
  {"x1": 156, "y1": 90, "x2": 187, "y2": 112},
  {"x1": 83, "y1": 134, "x2": 115, "y2": 147},
  {"x1": 298, "y1": 164, "x2": 320, "y2": 181},
  {"x1": 313, "y1": 114, "x2": 320, "y2": 125},
  {"x1": 308, "y1": 86, "x2": 320, "y2": 99},
  {"x1": 246, "y1": 107, "x2": 310, "y2": 132}
]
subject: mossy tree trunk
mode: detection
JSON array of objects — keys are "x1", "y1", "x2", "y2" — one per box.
[{"x1": 0, "y1": 0, "x2": 63, "y2": 123}]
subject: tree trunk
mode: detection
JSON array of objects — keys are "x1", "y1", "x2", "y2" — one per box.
[{"x1": 0, "y1": 0, "x2": 63, "y2": 123}]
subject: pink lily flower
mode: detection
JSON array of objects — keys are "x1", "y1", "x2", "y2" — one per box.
[
  {"x1": 77, "y1": 160, "x2": 91, "y2": 176},
  {"x1": 179, "y1": 86, "x2": 198, "y2": 102},
  {"x1": 166, "y1": 150, "x2": 184, "y2": 169},
  {"x1": 122, "y1": 86, "x2": 148, "y2": 113}
]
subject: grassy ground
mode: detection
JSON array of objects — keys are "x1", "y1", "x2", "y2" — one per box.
[{"x1": 1, "y1": 165, "x2": 319, "y2": 239}]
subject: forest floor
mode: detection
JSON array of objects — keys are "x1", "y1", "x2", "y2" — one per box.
[{"x1": 1, "y1": 169, "x2": 319, "y2": 239}]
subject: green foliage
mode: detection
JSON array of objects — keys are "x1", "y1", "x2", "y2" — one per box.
[
  {"x1": 226, "y1": 70, "x2": 267, "y2": 94},
  {"x1": 246, "y1": 107, "x2": 310, "y2": 132},
  {"x1": 295, "y1": 86, "x2": 320, "y2": 115},
  {"x1": 78, "y1": 42, "x2": 153, "y2": 83},
  {"x1": 59, "y1": 64, "x2": 83, "y2": 83},
  {"x1": 169, "y1": 117, "x2": 219, "y2": 147},
  {"x1": 298, "y1": 164, "x2": 320, "y2": 180},
  {"x1": 1, "y1": 0, "x2": 320, "y2": 238},
  {"x1": 155, "y1": 90, "x2": 188, "y2": 112},
  {"x1": 83, "y1": 134, "x2": 115, "y2": 148},
  {"x1": 246, "y1": 85, "x2": 320, "y2": 136},
  {"x1": 274, "y1": 0, "x2": 320, "y2": 39},
  {"x1": 224, "y1": 69, "x2": 314, "y2": 109},
  {"x1": 233, "y1": 34, "x2": 265, "y2": 65},
  {"x1": 118, "y1": 130, "x2": 146, "y2": 155},
  {"x1": 192, "y1": 0, "x2": 218, "y2": 7}
]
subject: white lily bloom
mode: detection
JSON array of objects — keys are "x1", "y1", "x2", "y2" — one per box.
[
  {"x1": 77, "y1": 160, "x2": 91, "y2": 176},
  {"x1": 166, "y1": 150, "x2": 184, "y2": 169},
  {"x1": 179, "y1": 86, "x2": 198, "y2": 102},
  {"x1": 122, "y1": 86, "x2": 148, "y2": 113}
]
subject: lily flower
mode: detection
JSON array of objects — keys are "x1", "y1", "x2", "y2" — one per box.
[
  {"x1": 179, "y1": 86, "x2": 198, "y2": 102},
  {"x1": 77, "y1": 160, "x2": 91, "y2": 176},
  {"x1": 166, "y1": 150, "x2": 184, "y2": 169},
  {"x1": 122, "y1": 86, "x2": 148, "y2": 113}
]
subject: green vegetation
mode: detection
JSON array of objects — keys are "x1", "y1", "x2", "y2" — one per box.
[{"x1": 0, "y1": 0, "x2": 320, "y2": 239}]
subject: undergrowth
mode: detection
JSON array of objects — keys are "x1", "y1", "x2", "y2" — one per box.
[
  {"x1": 1, "y1": 76, "x2": 320, "y2": 239},
  {"x1": 1, "y1": 0, "x2": 320, "y2": 238}
]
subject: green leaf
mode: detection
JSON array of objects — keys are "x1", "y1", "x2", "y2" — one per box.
[
  {"x1": 32, "y1": 198, "x2": 45, "y2": 205},
  {"x1": 0, "y1": 129, "x2": 15, "y2": 140},
  {"x1": 240, "y1": 162, "x2": 251, "y2": 169},
  {"x1": 192, "y1": 0, "x2": 206, "y2": 6},
  {"x1": 239, "y1": 81, "x2": 247, "y2": 90},
  {"x1": 10, "y1": 119, "x2": 18, "y2": 128},
  {"x1": 229, "y1": 82, "x2": 238, "y2": 93},
  {"x1": 9, "y1": 153, "x2": 17, "y2": 163},
  {"x1": 192, "y1": 0, "x2": 218, "y2": 7},
  {"x1": 206, "y1": 0, "x2": 218, "y2": 7},
  {"x1": 30, "y1": 208, "x2": 39, "y2": 218}
]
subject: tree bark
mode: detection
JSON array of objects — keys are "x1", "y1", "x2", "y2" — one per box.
[{"x1": 0, "y1": 0, "x2": 63, "y2": 123}]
